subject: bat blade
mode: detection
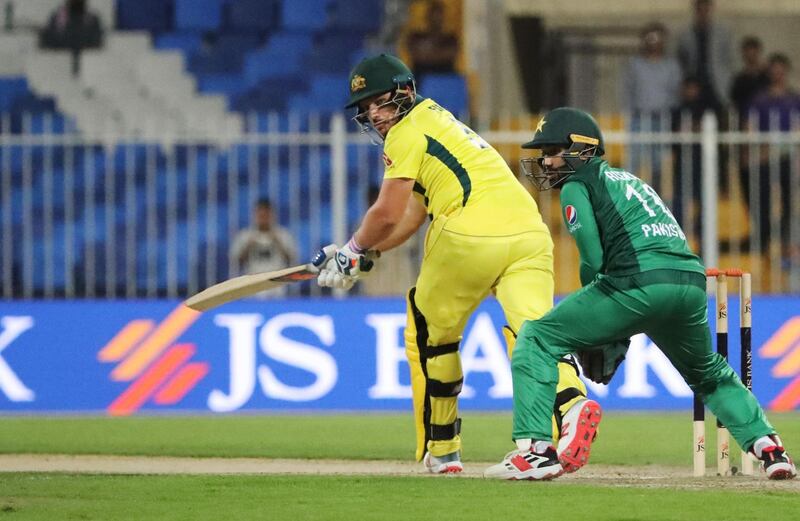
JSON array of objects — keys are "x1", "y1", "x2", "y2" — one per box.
[{"x1": 184, "y1": 264, "x2": 317, "y2": 312}]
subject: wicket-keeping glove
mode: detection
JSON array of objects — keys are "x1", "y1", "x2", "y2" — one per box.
[{"x1": 576, "y1": 338, "x2": 630, "y2": 385}]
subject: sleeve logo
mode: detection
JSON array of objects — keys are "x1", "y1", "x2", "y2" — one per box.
[
  {"x1": 382, "y1": 153, "x2": 393, "y2": 167},
  {"x1": 565, "y1": 205, "x2": 578, "y2": 225}
]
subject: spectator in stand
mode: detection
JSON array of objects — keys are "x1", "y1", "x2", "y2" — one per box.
[
  {"x1": 39, "y1": 0, "x2": 103, "y2": 75},
  {"x1": 676, "y1": 0, "x2": 733, "y2": 112},
  {"x1": 230, "y1": 199, "x2": 297, "y2": 298},
  {"x1": 670, "y1": 76, "x2": 707, "y2": 243},
  {"x1": 623, "y1": 22, "x2": 681, "y2": 192},
  {"x1": 741, "y1": 53, "x2": 800, "y2": 255},
  {"x1": 405, "y1": 0, "x2": 459, "y2": 87},
  {"x1": 730, "y1": 37, "x2": 770, "y2": 117},
  {"x1": 39, "y1": 0, "x2": 103, "y2": 51},
  {"x1": 676, "y1": 0, "x2": 732, "y2": 196}
]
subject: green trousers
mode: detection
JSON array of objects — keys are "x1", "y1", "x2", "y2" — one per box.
[{"x1": 512, "y1": 269, "x2": 774, "y2": 452}]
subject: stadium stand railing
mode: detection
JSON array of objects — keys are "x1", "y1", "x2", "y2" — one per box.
[{"x1": 2, "y1": 110, "x2": 799, "y2": 299}]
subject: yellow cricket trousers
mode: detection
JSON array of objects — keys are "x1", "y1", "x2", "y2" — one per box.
[{"x1": 405, "y1": 213, "x2": 587, "y2": 460}]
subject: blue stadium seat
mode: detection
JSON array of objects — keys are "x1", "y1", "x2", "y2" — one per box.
[
  {"x1": 190, "y1": 32, "x2": 263, "y2": 74},
  {"x1": 31, "y1": 223, "x2": 85, "y2": 295},
  {"x1": 136, "y1": 227, "x2": 193, "y2": 293},
  {"x1": 239, "y1": 105, "x2": 312, "y2": 131},
  {"x1": 195, "y1": 204, "x2": 231, "y2": 245},
  {"x1": 8, "y1": 187, "x2": 26, "y2": 225},
  {"x1": 285, "y1": 95, "x2": 318, "y2": 113},
  {"x1": 8, "y1": 108, "x2": 69, "y2": 134},
  {"x1": 294, "y1": 220, "x2": 312, "y2": 261},
  {"x1": 12, "y1": 94, "x2": 58, "y2": 115},
  {"x1": 346, "y1": 143, "x2": 384, "y2": 180},
  {"x1": 197, "y1": 237, "x2": 230, "y2": 287},
  {"x1": 0, "y1": 78, "x2": 29, "y2": 111},
  {"x1": 198, "y1": 74, "x2": 248, "y2": 103},
  {"x1": 82, "y1": 235, "x2": 133, "y2": 296},
  {"x1": 349, "y1": 48, "x2": 374, "y2": 68},
  {"x1": 154, "y1": 32, "x2": 204, "y2": 56},
  {"x1": 27, "y1": 113, "x2": 77, "y2": 134},
  {"x1": 233, "y1": 74, "x2": 307, "y2": 113},
  {"x1": 116, "y1": 0, "x2": 173, "y2": 32},
  {"x1": 310, "y1": 73, "x2": 349, "y2": 108},
  {"x1": 29, "y1": 169, "x2": 75, "y2": 218},
  {"x1": 281, "y1": 0, "x2": 331, "y2": 30},
  {"x1": 216, "y1": 32, "x2": 264, "y2": 54},
  {"x1": 0, "y1": 224, "x2": 23, "y2": 292},
  {"x1": 328, "y1": 0, "x2": 383, "y2": 31},
  {"x1": 243, "y1": 33, "x2": 313, "y2": 86},
  {"x1": 226, "y1": 0, "x2": 281, "y2": 31},
  {"x1": 347, "y1": 184, "x2": 367, "y2": 230},
  {"x1": 175, "y1": 0, "x2": 223, "y2": 31},
  {"x1": 421, "y1": 74, "x2": 468, "y2": 117},
  {"x1": 305, "y1": 31, "x2": 365, "y2": 73}
]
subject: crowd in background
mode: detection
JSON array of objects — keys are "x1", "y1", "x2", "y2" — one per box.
[
  {"x1": 3, "y1": 0, "x2": 797, "y2": 299},
  {"x1": 622, "y1": 0, "x2": 799, "y2": 260}
]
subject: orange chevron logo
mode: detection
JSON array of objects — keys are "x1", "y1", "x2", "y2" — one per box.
[
  {"x1": 759, "y1": 316, "x2": 800, "y2": 411},
  {"x1": 98, "y1": 305, "x2": 208, "y2": 416}
]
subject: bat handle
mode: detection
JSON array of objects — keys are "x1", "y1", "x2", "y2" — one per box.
[{"x1": 311, "y1": 244, "x2": 338, "y2": 269}]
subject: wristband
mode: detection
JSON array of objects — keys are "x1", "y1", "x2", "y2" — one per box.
[{"x1": 347, "y1": 236, "x2": 366, "y2": 254}]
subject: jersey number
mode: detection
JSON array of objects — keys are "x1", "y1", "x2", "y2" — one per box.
[
  {"x1": 625, "y1": 183, "x2": 676, "y2": 221},
  {"x1": 452, "y1": 117, "x2": 489, "y2": 150}
]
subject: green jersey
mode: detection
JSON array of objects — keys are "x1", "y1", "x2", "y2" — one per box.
[{"x1": 559, "y1": 157, "x2": 704, "y2": 285}]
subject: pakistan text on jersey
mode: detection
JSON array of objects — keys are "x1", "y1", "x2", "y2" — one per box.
[{"x1": 641, "y1": 222, "x2": 686, "y2": 240}]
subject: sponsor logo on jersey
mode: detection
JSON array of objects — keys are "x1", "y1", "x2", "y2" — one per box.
[
  {"x1": 382, "y1": 153, "x2": 393, "y2": 167},
  {"x1": 565, "y1": 205, "x2": 578, "y2": 225}
]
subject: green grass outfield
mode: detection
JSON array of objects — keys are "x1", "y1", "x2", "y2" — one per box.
[{"x1": 1, "y1": 412, "x2": 799, "y2": 520}]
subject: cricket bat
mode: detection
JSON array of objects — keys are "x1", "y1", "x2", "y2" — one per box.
[{"x1": 184, "y1": 244, "x2": 336, "y2": 312}]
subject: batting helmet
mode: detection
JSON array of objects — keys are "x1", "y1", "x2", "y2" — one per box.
[{"x1": 346, "y1": 54, "x2": 415, "y2": 109}]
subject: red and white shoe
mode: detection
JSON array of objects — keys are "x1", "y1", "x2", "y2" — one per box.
[
  {"x1": 753, "y1": 435, "x2": 797, "y2": 480},
  {"x1": 423, "y1": 451, "x2": 463, "y2": 474},
  {"x1": 484, "y1": 441, "x2": 564, "y2": 480},
  {"x1": 557, "y1": 398, "x2": 602, "y2": 473}
]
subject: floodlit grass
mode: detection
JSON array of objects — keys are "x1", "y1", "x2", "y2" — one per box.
[
  {"x1": 1, "y1": 473, "x2": 798, "y2": 521},
  {"x1": 1, "y1": 412, "x2": 798, "y2": 467},
  {"x1": 2, "y1": 413, "x2": 799, "y2": 520}
]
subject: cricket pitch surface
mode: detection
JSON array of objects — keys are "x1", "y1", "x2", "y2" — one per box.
[{"x1": 1, "y1": 454, "x2": 798, "y2": 490}]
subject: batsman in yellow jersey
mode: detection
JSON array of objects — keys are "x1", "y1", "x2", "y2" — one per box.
[{"x1": 316, "y1": 54, "x2": 601, "y2": 474}]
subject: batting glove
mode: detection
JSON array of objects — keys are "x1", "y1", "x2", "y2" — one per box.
[
  {"x1": 316, "y1": 238, "x2": 379, "y2": 291},
  {"x1": 312, "y1": 243, "x2": 352, "y2": 290},
  {"x1": 317, "y1": 263, "x2": 357, "y2": 290},
  {"x1": 333, "y1": 238, "x2": 376, "y2": 277}
]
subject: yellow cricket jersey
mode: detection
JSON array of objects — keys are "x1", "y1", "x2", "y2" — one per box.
[{"x1": 383, "y1": 98, "x2": 548, "y2": 237}]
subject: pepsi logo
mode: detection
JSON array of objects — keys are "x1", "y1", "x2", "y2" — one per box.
[{"x1": 565, "y1": 205, "x2": 578, "y2": 225}]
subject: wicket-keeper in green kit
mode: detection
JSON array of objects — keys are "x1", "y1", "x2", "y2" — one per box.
[{"x1": 485, "y1": 107, "x2": 797, "y2": 481}]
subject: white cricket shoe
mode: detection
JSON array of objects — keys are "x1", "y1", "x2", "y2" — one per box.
[
  {"x1": 484, "y1": 441, "x2": 564, "y2": 480},
  {"x1": 557, "y1": 398, "x2": 602, "y2": 473},
  {"x1": 423, "y1": 451, "x2": 463, "y2": 474}
]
